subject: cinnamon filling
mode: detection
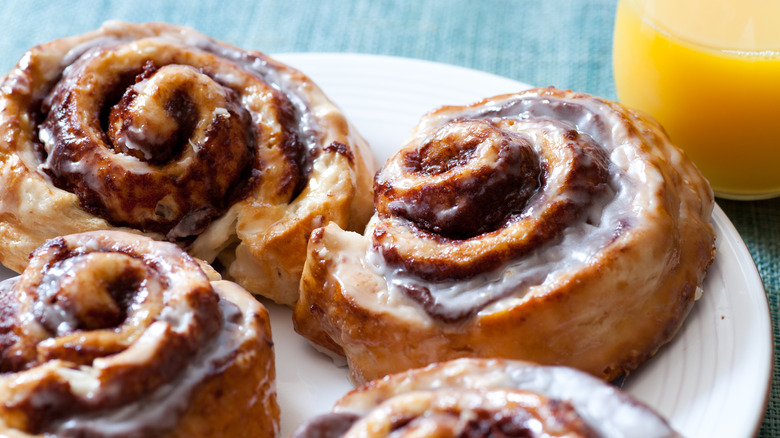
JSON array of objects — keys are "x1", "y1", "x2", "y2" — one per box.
[
  {"x1": 385, "y1": 402, "x2": 597, "y2": 438},
  {"x1": 0, "y1": 233, "x2": 223, "y2": 434},
  {"x1": 106, "y1": 62, "x2": 200, "y2": 165},
  {"x1": 33, "y1": 37, "x2": 319, "y2": 242},
  {"x1": 374, "y1": 119, "x2": 611, "y2": 282},
  {"x1": 371, "y1": 97, "x2": 617, "y2": 322},
  {"x1": 375, "y1": 119, "x2": 541, "y2": 240},
  {"x1": 290, "y1": 412, "x2": 360, "y2": 438},
  {"x1": 299, "y1": 389, "x2": 599, "y2": 438}
]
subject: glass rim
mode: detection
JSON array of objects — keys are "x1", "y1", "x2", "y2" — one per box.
[{"x1": 623, "y1": 0, "x2": 780, "y2": 55}]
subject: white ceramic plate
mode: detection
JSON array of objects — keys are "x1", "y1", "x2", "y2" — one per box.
[
  {"x1": 0, "y1": 53, "x2": 768, "y2": 438},
  {"x1": 265, "y1": 53, "x2": 774, "y2": 438}
]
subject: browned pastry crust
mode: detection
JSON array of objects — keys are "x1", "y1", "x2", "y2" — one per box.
[
  {"x1": 291, "y1": 358, "x2": 680, "y2": 438},
  {"x1": 293, "y1": 87, "x2": 716, "y2": 384},
  {"x1": 0, "y1": 21, "x2": 376, "y2": 305},
  {"x1": 0, "y1": 230, "x2": 278, "y2": 437}
]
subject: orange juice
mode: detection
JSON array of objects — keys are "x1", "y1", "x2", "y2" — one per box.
[{"x1": 613, "y1": 0, "x2": 780, "y2": 199}]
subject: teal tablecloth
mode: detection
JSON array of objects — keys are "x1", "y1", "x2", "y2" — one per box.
[{"x1": 0, "y1": 0, "x2": 777, "y2": 436}]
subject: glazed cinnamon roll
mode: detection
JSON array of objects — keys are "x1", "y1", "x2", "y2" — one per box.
[
  {"x1": 0, "y1": 230, "x2": 278, "y2": 437},
  {"x1": 0, "y1": 21, "x2": 375, "y2": 305},
  {"x1": 292, "y1": 358, "x2": 680, "y2": 438},
  {"x1": 293, "y1": 87, "x2": 716, "y2": 384}
]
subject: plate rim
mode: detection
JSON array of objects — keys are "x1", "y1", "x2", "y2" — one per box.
[
  {"x1": 0, "y1": 52, "x2": 770, "y2": 438},
  {"x1": 273, "y1": 52, "x2": 774, "y2": 437},
  {"x1": 710, "y1": 202, "x2": 774, "y2": 437}
]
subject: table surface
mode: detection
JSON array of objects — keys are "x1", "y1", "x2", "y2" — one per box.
[{"x1": 0, "y1": 1, "x2": 777, "y2": 436}]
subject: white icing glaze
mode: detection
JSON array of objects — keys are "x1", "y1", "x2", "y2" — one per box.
[
  {"x1": 33, "y1": 23, "x2": 323, "y2": 215},
  {"x1": 327, "y1": 228, "x2": 430, "y2": 325},
  {"x1": 0, "y1": 21, "x2": 376, "y2": 311},
  {"x1": 51, "y1": 294, "x2": 258, "y2": 437},
  {"x1": 0, "y1": 231, "x2": 273, "y2": 437},
  {"x1": 334, "y1": 359, "x2": 680, "y2": 438},
  {"x1": 295, "y1": 87, "x2": 713, "y2": 387},
  {"x1": 365, "y1": 93, "x2": 664, "y2": 321}
]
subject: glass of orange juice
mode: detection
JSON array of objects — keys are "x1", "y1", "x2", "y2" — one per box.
[{"x1": 613, "y1": 0, "x2": 780, "y2": 199}]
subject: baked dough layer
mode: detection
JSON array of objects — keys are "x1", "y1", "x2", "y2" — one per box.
[
  {"x1": 0, "y1": 21, "x2": 376, "y2": 305},
  {"x1": 292, "y1": 358, "x2": 680, "y2": 438},
  {"x1": 0, "y1": 230, "x2": 278, "y2": 437},
  {"x1": 294, "y1": 87, "x2": 716, "y2": 384}
]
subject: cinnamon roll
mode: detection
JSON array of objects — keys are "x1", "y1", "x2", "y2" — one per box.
[
  {"x1": 293, "y1": 87, "x2": 716, "y2": 384},
  {"x1": 0, "y1": 21, "x2": 375, "y2": 305},
  {"x1": 0, "y1": 230, "x2": 278, "y2": 437},
  {"x1": 291, "y1": 358, "x2": 680, "y2": 438}
]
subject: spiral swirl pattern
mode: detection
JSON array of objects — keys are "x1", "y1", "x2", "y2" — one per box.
[
  {"x1": 0, "y1": 21, "x2": 375, "y2": 304},
  {"x1": 374, "y1": 118, "x2": 611, "y2": 285},
  {"x1": 0, "y1": 231, "x2": 278, "y2": 437},
  {"x1": 291, "y1": 358, "x2": 680, "y2": 438},
  {"x1": 294, "y1": 87, "x2": 715, "y2": 383}
]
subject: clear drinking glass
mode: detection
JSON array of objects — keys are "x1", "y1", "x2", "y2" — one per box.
[{"x1": 613, "y1": 0, "x2": 780, "y2": 200}]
